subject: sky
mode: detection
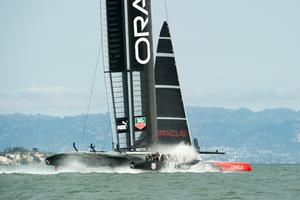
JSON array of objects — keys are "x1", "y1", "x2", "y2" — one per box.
[{"x1": 0, "y1": 0, "x2": 300, "y2": 116}]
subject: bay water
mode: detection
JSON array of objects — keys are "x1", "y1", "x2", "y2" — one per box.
[{"x1": 0, "y1": 164, "x2": 299, "y2": 200}]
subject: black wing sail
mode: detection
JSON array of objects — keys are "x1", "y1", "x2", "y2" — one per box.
[
  {"x1": 155, "y1": 21, "x2": 191, "y2": 145},
  {"x1": 126, "y1": 0, "x2": 157, "y2": 149},
  {"x1": 102, "y1": 0, "x2": 157, "y2": 151}
]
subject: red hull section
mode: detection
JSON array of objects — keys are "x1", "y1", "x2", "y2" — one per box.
[{"x1": 211, "y1": 161, "x2": 252, "y2": 172}]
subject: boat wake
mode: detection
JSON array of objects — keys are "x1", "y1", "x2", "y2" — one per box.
[
  {"x1": 0, "y1": 163, "x2": 144, "y2": 175},
  {"x1": 0, "y1": 162, "x2": 219, "y2": 175},
  {"x1": 0, "y1": 164, "x2": 58, "y2": 175}
]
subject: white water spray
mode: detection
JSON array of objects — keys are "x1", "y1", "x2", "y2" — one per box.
[{"x1": 0, "y1": 144, "x2": 221, "y2": 174}]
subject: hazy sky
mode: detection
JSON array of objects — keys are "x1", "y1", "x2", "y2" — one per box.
[{"x1": 0, "y1": 0, "x2": 300, "y2": 116}]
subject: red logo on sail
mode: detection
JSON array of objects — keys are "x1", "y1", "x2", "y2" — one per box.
[{"x1": 158, "y1": 130, "x2": 188, "y2": 138}]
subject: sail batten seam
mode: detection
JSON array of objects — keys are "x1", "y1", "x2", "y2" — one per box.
[
  {"x1": 155, "y1": 85, "x2": 180, "y2": 89},
  {"x1": 156, "y1": 53, "x2": 174, "y2": 57},
  {"x1": 157, "y1": 117, "x2": 186, "y2": 120},
  {"x1": 159, "y1": 37, "x2": 171, "y2": 40}
]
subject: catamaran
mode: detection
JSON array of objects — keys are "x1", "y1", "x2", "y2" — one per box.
[{"x1": 46, "y1": 0, "x2": 252, "y2": 172}]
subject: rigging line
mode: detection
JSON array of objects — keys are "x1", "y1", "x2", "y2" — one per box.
[
  {"x1": 164, "y1": 0, "x2": 169, "y2": 22},
  {"x1": 99, "y1": 0, "x2": 112, "y2": 150},
  {"x1": 79, "y1": 3, "x2": 102, "y2": 150}
]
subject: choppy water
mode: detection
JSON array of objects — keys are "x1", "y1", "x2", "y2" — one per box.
[{"x1": 0, "y1": 164, "x2": 299, "y2": 200}]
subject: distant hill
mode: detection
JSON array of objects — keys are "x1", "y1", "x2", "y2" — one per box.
[
  {"x1": 187, "y1": 107, "x2": 300, "y2": 163},
  {"x1": 0, "y1": 107, "x2": 300, "y2": 163},
  {"x1": 0, "y1": 113, "x2": 112, "y2": 152}
]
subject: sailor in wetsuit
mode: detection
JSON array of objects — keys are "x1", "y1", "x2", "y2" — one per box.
[
  {"x1": 145, "y1": 154, "x2": 151, "y2": 161},
  {"x1": 153, "y1": 152, "x2": 160, "y2": 161},
  {"x1": 160, "y1": 154, "x2": 167, "y2": 161}
]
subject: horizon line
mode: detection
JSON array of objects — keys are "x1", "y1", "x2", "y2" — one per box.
[{"x1": 0, "y1": 106, "x2": 299, "y2": 118}]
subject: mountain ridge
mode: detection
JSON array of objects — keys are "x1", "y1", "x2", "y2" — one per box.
[{"x1": 0, "y1": 107, "x2": 299, "y2": 163}]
